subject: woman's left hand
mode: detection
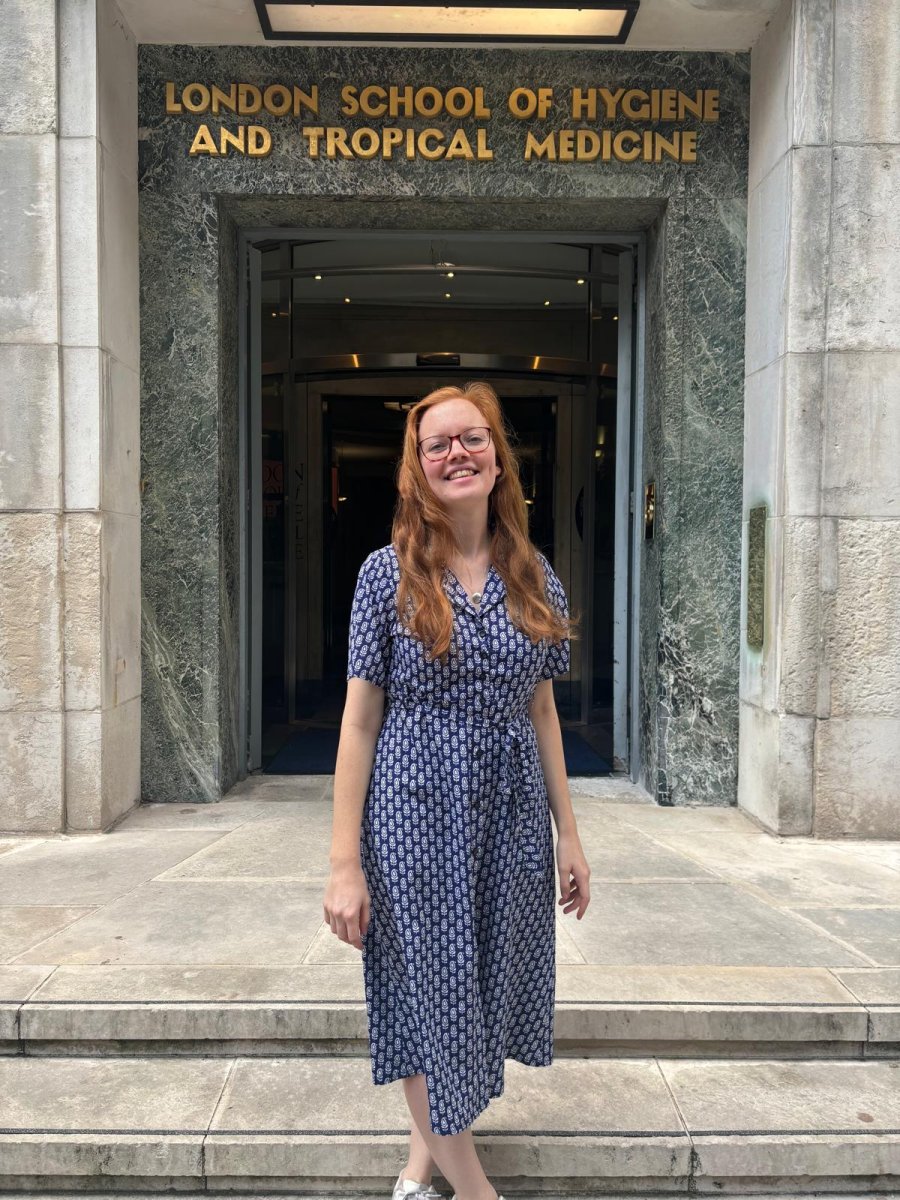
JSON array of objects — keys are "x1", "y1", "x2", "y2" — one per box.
[{"x1": 555, "y1": 830, "x2": 591, "y2": 918}]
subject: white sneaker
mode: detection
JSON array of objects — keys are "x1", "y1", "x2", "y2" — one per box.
[{"x1": 392, "y1": 1170, "x2": 444, "y2": 1199}]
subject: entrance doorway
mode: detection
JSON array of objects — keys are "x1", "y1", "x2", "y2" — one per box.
[{"x1": 244, "y1": 233, "x2": 638, "y2": 776}]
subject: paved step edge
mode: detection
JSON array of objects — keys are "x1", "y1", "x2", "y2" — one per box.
[
  {"x1": 1, "y1": 1130, "x2": 900, "y2": 1188},
  {"x1": 3, "y1": 1001, "x2": 897, "y2": 1046}
]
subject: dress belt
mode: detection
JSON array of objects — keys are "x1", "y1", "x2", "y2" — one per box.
[{"x1": 388, "y1": 696, "x2": 547, "y2": 871}]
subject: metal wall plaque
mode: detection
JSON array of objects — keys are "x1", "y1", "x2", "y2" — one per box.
[{"x1": 747, "y1": 504, "x2": 766, "y2": 650}]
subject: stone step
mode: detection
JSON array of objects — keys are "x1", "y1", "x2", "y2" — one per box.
[
  {"x1": 2, "y1": 964, "x2": 898, "y2": 1058},
  {"x1": 1, "y1": 1055, "x2": 899, "y2": 1195}
]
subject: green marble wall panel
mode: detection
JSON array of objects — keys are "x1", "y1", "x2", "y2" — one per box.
[{"x1": 138, "y1": 45, "x2": 749, "y2": 805}]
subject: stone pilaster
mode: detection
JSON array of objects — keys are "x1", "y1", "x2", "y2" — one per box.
[{"x1": 739, "y1": 0, "x2": 900, "y2": 836}]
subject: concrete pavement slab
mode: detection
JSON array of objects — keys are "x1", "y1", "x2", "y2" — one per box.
[
  {"x1": 301, "y1": 919, "x2": 364, "y2": 964},
  {"x1": 19, "y1": 964, "x2": 369, "y2": 1043},
  {"x1": 156, "y1": 808, "x2": 334, "y2": 881},
  {"x1": 561, "y1": 882, "x2": 869, "y2": 966},
  {"x1": 602, "y1": 803, "x2": 767, "y2": 836},
  {"x1": 554, "y1": 964, "x2": 860, "y2": 1004},
  {"x1": 0, "y1": 1056, "x2": 230, "y2": 1177},
  {"x1": 27, "y1": 963, "x2": 365, "y2": 1002},
  {"x1": 661, "y1": 1059, "x2": 900, "y2": 1181},
  {"x1": 661, "y1": 1058, "x2": 900, "y2": 1133},
  {"x1": 557, "y1": 822, "x2": 718, "y2": 881},
  {"x1": 788, "y1": 908, "x2": 900, "y2": 966},
  {"x1": 835, "y1": 967, "x2": 900, "y2": 1045},
  {"x1": 229, "y1": 774, "x2": 330, "y2": 797},
  {"x1": 567, "y1": 778, "x2": 655, "y2": 802},
  {"x1": 640, "y1": 831, "x2": 900, "y2": 907},
  {"x1": 115, "y1": 798, "x2": 287, "y2": 831},
  {"x1": 11, "y1": 881, "x2": 328, "y2": 966},
  {"x1": 205, "y1": 1057, "x2": 690, "y2": 1183},
  {"x1": 0, "y1": 963, "x2": 54, "y2": 1041},
  {"x1": 555, "y1": 918, "x2": 586, "y2": 964},
  {"x1": 0, "y1": 831, "x2": 226, "y2": 904},
  {"x1": 835, "y1": 842, "x2": 900, "y2": 873},
  {"x1": 0, "y1": 907, "x2": 94, "y2": 964}
]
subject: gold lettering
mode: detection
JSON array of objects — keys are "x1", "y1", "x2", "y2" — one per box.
[
  {"x1": 524, "y1": 130, "x2": 556, "y2": 160},
  {"x1": 238, "y1": 84, "x2": 262, "y2": 114},
  {"x1": 416, "y1": 87, "x2": 442, "y2": 117},
  {"x1": 445, "y1": 87, "x2": 473, "y2": 118},
  {"x1": 382, "y1": 127, "x2": 404, "y2": 159},
  {"x1": 326, "y1": 126, "x2": 352, "y2": 158},
  {"x1": 445, "y1": 128, "x2": 474, "y2": 160},
  {"x1": 359, "y1": 85, "x2": 388, "y2": 117},
  {"x1": 263, "y1": 84, "x2": 293, "y2": 115},
  {"x1": 390, "y1": 85, "x2": 415, "y2": 117},
  {"x1": 183, "y1": 84, "x2": 210, "y2": 113},
  {"x1": 612, "y1": 130, "x2": 641, "y2": 162},
  {"x1": 570, "y1": 87, "x2": 595, "y2": 119},
  {"x1": 418, "y1": 128, "x2": 445, "y2": 159},
  {"x1": 211, "y1": 84, "x2": 238, "y2": 114},
  {"x1": 476, "y1": 128, "x2": 494, "y2": 160},
  {"x1": 680, "y1": 129, "x2": 698, "y2": 161},
  {"x1": 704, "y1": 90, "x2": 719, "y2": 121},
  {"x1": 220, "y1": 125, "x2": 245, "y2": 153},
  {"x1": 165, "y1": 82, "x2": 182, "y2": 114},
  {"x1": 473, "y1": 88, "x2": 492, "y2": 119},
  {"x1": 679, "y1": 90, "x2": 703, "y2": 120},
  {"x1": 622, "y1": 89, "x2": 650, "y2": 120},
  {"x1": 598, "y1": 87, "x2": 625, "y2": 119},
  {"x1": 350, "y1": 127, "x2": 381, "y2": 158},
  {"x1": 655, "y1": 131, "x2": 681, "y2": 161},
  {"x1": 247, "y1": 126, "x2": 272, "y2": 156},
  {"x1": 341, "y1": 85, "x2": 360, "y2": 116},
  {"x1": 189, "y1": 124, "x2": 218, "y2": 155},
  {"x1": 576, "y1": 129, "x2": 601, "y2": 160},
  {"x1": 302, "y1": 127, "x2": 325, "y2": 157},
  {"x1": 509, "y1": 87, "x2": 533, "y2": 118}
]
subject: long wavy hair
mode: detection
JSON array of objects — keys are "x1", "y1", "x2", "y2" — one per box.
[{"x1": 391, "y1": 381, "x2": 578, "y2": 664}]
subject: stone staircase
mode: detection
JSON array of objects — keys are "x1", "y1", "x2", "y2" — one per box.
[
  {"x1": 2, "y1": 961, "x2": 899, "y2": 1195},
  {"x1": 2, "y1": 783, "x2": 900, "y2": 1194}
]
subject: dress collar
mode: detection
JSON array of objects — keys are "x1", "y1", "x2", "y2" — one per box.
[{"x1": 442, "y1": 563, "x2": 507, "y2": 613}]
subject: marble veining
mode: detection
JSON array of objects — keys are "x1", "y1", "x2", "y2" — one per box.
[{"x1": 138, "y1": 44, "x2": 749, "y2": 805}]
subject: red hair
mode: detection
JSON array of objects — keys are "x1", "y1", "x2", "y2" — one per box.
[{"x1": 391, "y1": 381, "x2": 577, "y2": 663}]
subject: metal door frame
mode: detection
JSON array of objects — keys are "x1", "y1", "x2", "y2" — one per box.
[{"x1": 239, "y1": 228, "x2": 646, "y2": 777}]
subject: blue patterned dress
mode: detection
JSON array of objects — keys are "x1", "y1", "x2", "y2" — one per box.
[{"x1": 346, "y1": 543, "x2": 570, "y2": 1135}]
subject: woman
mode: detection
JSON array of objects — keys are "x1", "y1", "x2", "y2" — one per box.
[{"x1": 323, "y1": 381, "x2": 591, "y2": 1200}]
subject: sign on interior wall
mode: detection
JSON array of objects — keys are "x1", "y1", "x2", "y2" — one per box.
[{"x1": 164, "y1": 81, "x2": 720, "y2": 163}]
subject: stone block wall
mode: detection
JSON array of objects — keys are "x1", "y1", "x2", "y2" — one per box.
[
  {"x1": 739, "y1": 0, "x2": 900, "y2": 836},
  {"x1": 0, "y1": 0, "x2": 140, "y2": 833}
]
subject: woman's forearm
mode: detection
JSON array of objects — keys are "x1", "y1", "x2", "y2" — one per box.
[
  {"x1": 531, "y1": 701, "x2": 579, "y2": 838},
  {"x1": 330, "y1": 718, "x2": 381, "y2": 867}
]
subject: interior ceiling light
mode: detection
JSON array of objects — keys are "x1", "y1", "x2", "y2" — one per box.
[{"x1": 253, "y1": 2, "x2": 639, "y2": 46}]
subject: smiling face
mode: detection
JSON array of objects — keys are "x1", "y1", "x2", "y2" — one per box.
[{"x1": 417, "y1": 398, "x2": 502, "y2": 508}]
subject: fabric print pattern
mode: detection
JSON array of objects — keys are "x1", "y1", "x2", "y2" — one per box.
[{"x1": 346, "y1": 543, "x2": 570, "y2": 1135}]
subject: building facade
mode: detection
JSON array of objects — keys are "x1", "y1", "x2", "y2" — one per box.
[{"x1": 1, "y1": 0, "x2": 897, "y2": 837}]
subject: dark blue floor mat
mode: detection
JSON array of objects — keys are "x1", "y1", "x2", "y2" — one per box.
[{"x1": 264, "y1": 725, "x2": 612, "y2": 775}]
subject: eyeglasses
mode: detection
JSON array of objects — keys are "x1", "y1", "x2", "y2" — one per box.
[{"x1": 417, "y1": 426, "x2": 493, "y2": 462}]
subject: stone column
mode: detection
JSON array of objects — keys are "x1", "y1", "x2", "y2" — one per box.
[
  {"x1": 0, "y1": 0, "x2": 140, "y2": 833},
  {"x1": 740, "y1": 0, "x2": 900, "y2": 836}
]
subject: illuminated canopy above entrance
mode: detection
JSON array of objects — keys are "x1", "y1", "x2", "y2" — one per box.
[{"x1": 253, "y1": 1, "x2": 640, "y2": 45}]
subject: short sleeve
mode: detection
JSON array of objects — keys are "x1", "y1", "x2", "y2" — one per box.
[
  {"x1": 346, "y1": 550, "x2": 395, "y2": 689},
  {"x1": 538, "y1": 554, "x2": 570, "y2": 681}
]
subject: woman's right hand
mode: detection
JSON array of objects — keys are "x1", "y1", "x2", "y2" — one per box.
[{"x1": 323, "y1": 861, "x2": 371, "y2": 951}]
